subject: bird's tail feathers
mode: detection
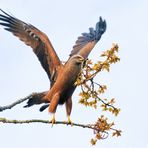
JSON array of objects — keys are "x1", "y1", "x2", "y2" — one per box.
[
  {"x1": 23, "y1": 91, "x2": 48, "y2": 108},
  {"x1": 39, "y1": 104, "x2": 49, "y2": 112}
]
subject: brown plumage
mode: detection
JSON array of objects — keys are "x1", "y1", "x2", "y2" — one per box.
[{"x1": 0, "y1": 9, "x2": 106, "y2": 123}]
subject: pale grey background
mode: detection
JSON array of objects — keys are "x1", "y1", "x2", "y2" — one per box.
[{"x1": 0, "y1": 0, "x2": 148, "y2": 148}]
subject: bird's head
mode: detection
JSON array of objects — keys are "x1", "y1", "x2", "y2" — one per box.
[{"x1": 70, "y1": 55, "x2": 85, "y2": 65}]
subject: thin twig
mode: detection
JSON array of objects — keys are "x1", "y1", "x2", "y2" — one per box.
[
  {"x1": 83, "y1": 82, "x2": 117, "y2": 110},
  {"x1": 0, "y1": 93, "x2": 35, "y2": 112}
]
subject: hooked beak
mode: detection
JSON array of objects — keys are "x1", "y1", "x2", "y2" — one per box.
[
  {"x1": 80, "y1": 57, "x2": 85, "y2": 62},
  {"x1": 82, "y1": 58, "x2": 88, "y2": 67}
]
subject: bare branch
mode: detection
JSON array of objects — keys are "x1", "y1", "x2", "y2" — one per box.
[
  {"x1": 0, "y1": 117, "x2": 97, "y2": 130},
  {"x1": 0, "y1": 93, "x2": 37, "y2": 112}
]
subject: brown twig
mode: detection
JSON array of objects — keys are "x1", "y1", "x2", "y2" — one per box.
[
  {"x1": 82, "y1": 81, "x2": 117, "y2": 110},
  {"x1": 0, "y1": 93, "x2": 37, "y2": 112},
  {"x1": 0, "y1": 117, "x2": 97, "y2": 130}
]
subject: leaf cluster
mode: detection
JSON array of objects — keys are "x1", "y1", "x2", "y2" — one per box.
[
  {"x1": 75, "y1": 44, "x2": 121, "y2": 145},
  {"x1": 91, "y1": 115, "x2": 122, "y2": 145}
]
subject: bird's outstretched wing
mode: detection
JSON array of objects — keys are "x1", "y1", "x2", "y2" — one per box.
[
  {"x1": 70, "y1": 17, "x2": 106, "y2": 59},
  {"x1": 0, "y1": 9, "x2": 61, "y2": 85}
]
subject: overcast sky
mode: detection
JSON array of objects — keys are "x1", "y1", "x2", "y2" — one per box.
[{"x1": 0, "y1": 0, "x2": 148, "y2": 148}]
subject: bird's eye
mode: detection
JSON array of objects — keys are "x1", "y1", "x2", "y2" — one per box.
[{"x1": 75, "y1": 59, "x2": 83, "y2": 65}]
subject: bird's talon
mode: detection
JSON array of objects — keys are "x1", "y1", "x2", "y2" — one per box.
[
  {"x1": 67, "y1": 116, "x2": 73, "y2": 126},
  {"x1": 50, "y1": 114, "x2": 56, "y2": 127}
]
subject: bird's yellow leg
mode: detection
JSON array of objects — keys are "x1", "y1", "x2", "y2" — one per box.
[
  {"x1": 50, "y1": 114, "x2": 56, "y2": 126},
  {"x1": 67, "y1": 115, "x2": 73, "y2": 126},
  {"x1": 63, "y1": 116, "x2": 73, "y2": 126}
]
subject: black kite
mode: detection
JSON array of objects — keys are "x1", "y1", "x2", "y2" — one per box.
[{"x1": 0, "y1": 9, "x2": 106, "y2": 124}]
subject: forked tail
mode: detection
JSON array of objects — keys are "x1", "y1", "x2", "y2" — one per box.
[{"x1": 24, "y1": 91, "x2": 49, "y2": 111}]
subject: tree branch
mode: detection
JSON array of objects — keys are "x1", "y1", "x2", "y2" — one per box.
[
  {"x1": 0, "y1": 117, "x2": 97, "y2": 131},
  {"x1": 0, "y1": 93, "x2": 36, "y2": 112}
]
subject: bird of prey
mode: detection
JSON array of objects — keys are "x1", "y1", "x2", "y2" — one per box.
[{"x1": 0, "y1": 9, "x2": 106, "y2": 124}]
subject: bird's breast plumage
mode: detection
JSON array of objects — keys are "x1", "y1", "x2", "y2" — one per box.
[{"x1": 45, "y1": 58, "x2": 82, "y2": 103}]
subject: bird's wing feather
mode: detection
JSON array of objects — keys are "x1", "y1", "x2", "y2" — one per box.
[
  {"x1": 0, "y1": 9, "x2": 61, "y2": 84},
  {"x1": 70, "y1": 17, "x2": 106, "y2": 59}
]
